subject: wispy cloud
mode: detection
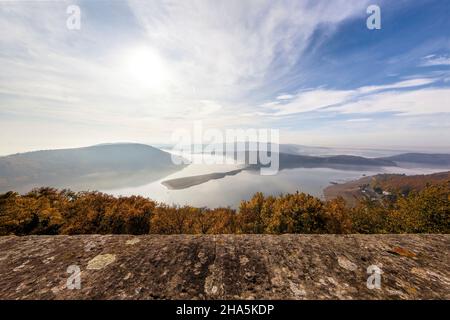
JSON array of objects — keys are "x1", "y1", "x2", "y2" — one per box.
[
  {"x1": 263, "y1": 89, "x2": 353, "y2": 115},
  {"x1": 421, "y1": 54, "x2": 450, "y2": 66},
  {"x1": 357, "y1": 78, "x2": 437, "y2": 94},
  {"x1": 330, "y1": 88, "x2": 450, "y2": 115},
  {"x1": 259, "y1": 77, "x2": 443, "y2": 116},
  {"x1": 346, "y1": 118, "x2": 372, "y2": 122},
  {"x1": 0, "y1": 1, "x2": 370, "y2": 123},
  {"x1": 125, "y1": 0, "x2": 371, "y2": 107}
]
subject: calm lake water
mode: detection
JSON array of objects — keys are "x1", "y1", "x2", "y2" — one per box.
[{"x1": 103, "y1": 152, "x2": 448, "y2": 208}]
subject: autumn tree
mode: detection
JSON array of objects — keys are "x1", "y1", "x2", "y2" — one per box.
[{"x1": 0, "y1": 183, "x2": 447, "y2": 236}]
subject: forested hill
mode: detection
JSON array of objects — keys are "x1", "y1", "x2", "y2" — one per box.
[
  {"x1": 0, "y1": 143, "x2": 185, "y2": 193},
  {"x1": 235, "y1": 150, "x2": 450, "y2": 169},
  {"x1": 324, "y1": 171, "x2": 450, "y2": 207},
  {"x1": 379, "y1": 153, "x2": 450, "y2": 166}
]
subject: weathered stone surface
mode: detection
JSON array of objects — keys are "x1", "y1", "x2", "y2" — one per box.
[{"x1": 0, "y1": 235, "x2": 448, "y2": 300}]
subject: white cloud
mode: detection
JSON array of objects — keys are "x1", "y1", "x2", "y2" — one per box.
[
  {"x1": 267, "y1": 89, "x2": 353, "y2": 115},
  {"x1": 332, "y1": 88, "x2": 450, "y2": 115},
  {"x1": 346, "y1": 118, "x2": 372, "y2": 122},
  {"x1": 421, "y1": 54, "x2": 450, "y2": 66},
  {"x1": 258, "y1": 77, "x2": 446, "y2": 117},
  {"x1": 125, "y1": 0, "x2": 371, "y2": 104},
  {"x1": 0, "y1": 1, "x2": 371, "y2": 128},
  {"x1": 276, "y1": 94, "x2": 295, "y2": 100},
  {"x1": 357, "y1": 78, "x2": 436, "y2": 94}
]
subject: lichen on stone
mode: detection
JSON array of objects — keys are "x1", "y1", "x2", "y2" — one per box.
[{"x1": 87, "y1": 254, "x2": 116, "y2": 270}]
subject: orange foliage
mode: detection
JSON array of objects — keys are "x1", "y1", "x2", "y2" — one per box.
[{"x1": 0, "y1": 183, "x2": 448, "y2": 235}]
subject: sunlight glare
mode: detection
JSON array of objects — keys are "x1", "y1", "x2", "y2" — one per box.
[{"x1": 124, "y1": 47, "x2": 170, "y2": 92}]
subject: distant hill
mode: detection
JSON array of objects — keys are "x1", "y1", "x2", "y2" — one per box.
[
  {"x1": 171, "y1": 143, "x2": 450, "y2": 161},
  {"x1": 0, "y1": 143, "x2": 186, "y2": 193},
  {"x1": 276, "y1": 151, "x2": 450, "y2": 168},
  {"x1": 243, "y1": 151, "x2": 450, "y2": 170},
  {"x1": 173, "y1": 143, "x2": 405, "y2": 157},
  {"x1": 278, "y1": 153, "x2": 396, "y2": 169},
  {"x1": 241, "y1": 152, "x2": 397, "y2": 170},
  {"x1": 380, "y1": 153, "x2": 450, "y2": 166}
]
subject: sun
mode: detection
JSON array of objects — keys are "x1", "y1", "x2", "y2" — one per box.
[{"x1": 123, "y1": 47, "x2": 170, "y2": 92}]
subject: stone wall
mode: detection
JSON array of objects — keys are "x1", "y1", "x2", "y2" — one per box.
[{"x1": 0, "y1": 235, "x2": 448, "y2": 299}]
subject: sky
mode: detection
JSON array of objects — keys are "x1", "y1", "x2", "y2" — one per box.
[{"x1": 0, "y1": 0, "x2": 449, "y2": 155}]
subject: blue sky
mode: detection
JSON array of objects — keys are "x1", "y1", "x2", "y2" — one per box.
[{"x1": 0, "y1": 0, "x2": 449, "y2": 155}]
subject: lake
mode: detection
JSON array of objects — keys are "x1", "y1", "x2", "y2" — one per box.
[{"x1": 103, "y1": 151, "x2": 448, "y2": 208}]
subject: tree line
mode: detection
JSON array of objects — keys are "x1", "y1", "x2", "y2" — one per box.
[{"x1": 0, "y1": 182, "x2": 448, "y2": 236}]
